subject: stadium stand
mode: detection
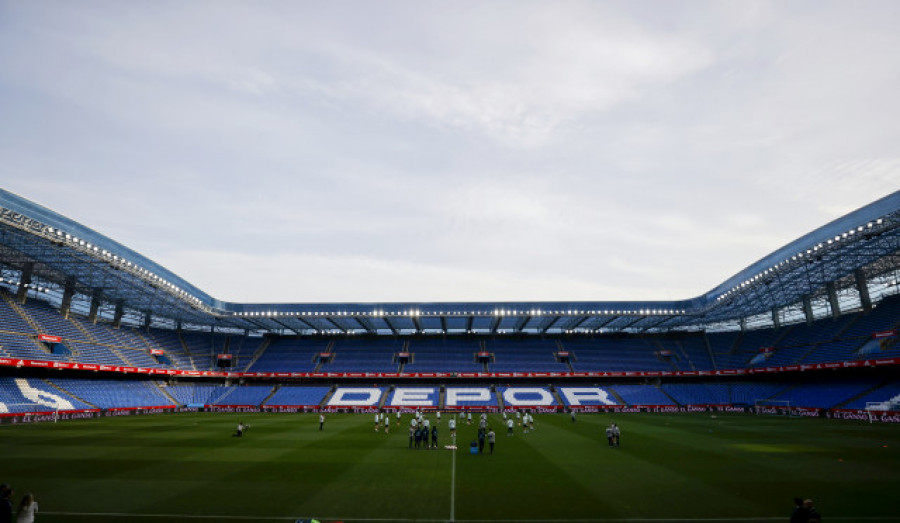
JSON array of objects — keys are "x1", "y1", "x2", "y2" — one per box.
[
  {"x1": 564, "y1": 337, "x2": 671, "y2": 372},
  {"x1": 610, "y1": 384, "x2": 675, "y2": 406},
  {"x1": 247, "y1": 337, "x2": 326, "y2": 373},
  {"x1": 0, "y1": 377, "x2": 93, "y2": 412},
  {"x1": 404, "y1": 338, "x2": 485, "y2": 373},
  {"x1": 213, "y1": 385, "x2": 275, "y2": 406},
  {"x1": 265, "y1": 385, "x2": 332, "y2": 407},
  {"x1": 48, "y1": 378, "x2": 173, "y2": 409},
  {"x1": 323, "y1": 338, "x2": 402, "y2": 372},
  {"x1": 487, "y1": 338, "x2": 570, "y2": 372},
  {"x1": 165, "y1": 383, "x2": 232, "y2": 406}
]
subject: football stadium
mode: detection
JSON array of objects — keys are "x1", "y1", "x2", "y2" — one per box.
[
  {"x1": 0, "y1": 187, "x2": 899, "y2": 523},
  {"x1": 3, "y1": 4, "x2": 900, "y2": 523}
]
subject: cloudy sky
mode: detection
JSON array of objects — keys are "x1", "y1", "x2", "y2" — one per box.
[{"x1": 0, "y1": 1, "x2": 898, "y2": 304}]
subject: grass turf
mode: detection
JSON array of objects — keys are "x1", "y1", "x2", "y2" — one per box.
[{"x1": 1, "y1": 412, "x2": 898, "y2": 522}]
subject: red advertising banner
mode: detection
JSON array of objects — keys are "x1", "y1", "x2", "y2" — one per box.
[
  {"x1": 38, "y1": 334, "x2": 62, "y2": 343},
  {"x1": 217, "y1": 354, "x2": 233, "y2": 360},
  {"x1": 0, "y1": 356, "x2": 898, "y2": 379},
  {"x1": 150, "y1": 349, "x2": 165, "y2": 356},
  {"x1": 873, "y1": 330, "x2": 898, "y2": 339}
]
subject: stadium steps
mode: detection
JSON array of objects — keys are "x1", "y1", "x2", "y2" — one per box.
[
  {"x1": 770, "y1": 324, "x2": 797, "y2": 348},
  {"x1": 154, "y1": 382, "x2": 181, "y2": 406},
  {"x1": 766, "y1": 382, "x2": 801, "y2": 403},
  {"x1": 792, "y1": 342, "x2": 824, "y2": 365},
  {"x1": 319, "y1": 384, "x2": 338, "y2": 408},
  {"x1": 702, "y1": 331, "x2": 718, "y2": 370},
  {"x1": 379, "y1": 386, "x2": 391, "y2": 409},
  {"x1": 241, "y1": 336, "x2": 272, "y2": 372},
  {"x1": 211, "y1": 387, "x2": 236, "y2": 405},
  {"x1": 69, "y1": 319, "x2": 144, "y2": 367},
  {"x1": 729, "y1": 330, "x2": 745, "y2": 354},
  {"x1": 438, "y1": 385, "x2": 445, "y2": 409},
  {"x1": 833, "y1": 378, "x2": 893, "y2": 410},
  {"x1": 43, "y1": 378, "x2": 97, "y2": 409},
  {"x1": 835, "y1": 314, "x2": 862, "y2": 340},
  {"x1": 606, "y1": 386, "x2": 627, "y2": 406},
  {"x1": 674, "y1": 341, "x2": 696, "y2": 372},
  {"x1": 654, "y1": 384, "x2": 681, "y2": 406},
  {"x1": 549, "y1": 385, "x2": 564, "y2": 406},
  {"x1": 0, "y1": 292, "x2": 54, "y2": 356},
  {"x1": 177, "y1": 330, "x2": 197, "y2": 370},
  {"x1": 494, "y1": 385, "x2": 504, "y2": 410},
  {"x1": 260, "y1": 384, "x2": 280, "y2": 407}
]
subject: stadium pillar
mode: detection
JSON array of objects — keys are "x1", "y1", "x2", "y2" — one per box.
[
  {"x1": 802, "y1": 295, "x2": 814, "y2": 324},
  {"x1": 144, "y1": 312, "x2": 152, "y2": 330},
  {"x1": 739, "y1": 318, "x2": 746, "y2": 332},
  {"x1": 15, "y1": 262, "x2": 34, "y2": 304},
  {"x1": 855, "y1": 269, "x2": 872, "y2": 312},
  {"x1": 771, "y1": 307, "x2": 781, "y2": 329},
  {"x1": 60, "y1": 277, "x2": 76, "y2": 319},
  {"x1": 113, "y1": 300, "x2": 124, "y2": 328},
  {"x1": 88, "y1": 294, "x2": 101, "y2": 323},
  {"x1": 826, "y1": 281, "x2": 841, "y2": 318}
]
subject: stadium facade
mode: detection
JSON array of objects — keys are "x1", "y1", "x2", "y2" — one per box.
[{"x1": 0, "y1": 188, "x2": 899, "y2": 421}]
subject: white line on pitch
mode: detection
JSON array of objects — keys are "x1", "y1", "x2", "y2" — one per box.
[
  {"x1": 450, "y1": 435, "x2": 457, "y2": 522},
  {"x1": 40, "y1": 512, "x2": 900, "y2": 522}
]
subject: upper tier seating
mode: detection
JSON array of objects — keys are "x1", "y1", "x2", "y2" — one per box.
[
  {"x1": 487, "y1": 339, "x2": 570, "y2": 373},
  {"x1": 404, "y1": 338, "x2": 485, "y2": 373}
]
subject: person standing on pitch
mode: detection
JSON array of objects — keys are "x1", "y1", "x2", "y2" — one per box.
[
  {"x1": 0, "y1": 485, "x2": 13, "y2": 523},
  {"x1": 506, "y1": 417, "x2": 514, "y2": 436},
  {"x1": 488, "y1": 428, "x2": 496, "y2": 454},
  {"x1": 431, "y1": 424, "x2": 438, "y2": 449},
  {"x1": 612, "y1": 423, "x2": 620, "y2": 447},
  {"x1": 605, "y1": 424, "x2": 614, "y2": 447},
  {"x1": 374, "y1": 411, "x2": 381, "y2": 432},
  {"x1": 414, "y1": 424, "x2": 423, "y2": 449},
  {"x1": 15, "y1": 493, "x2": 37, "y2": 523},
  {"x1": 477, "y1": 427, "x2": 486, "y2": 454},
  {"x1": 570, "y1": 409, "x2": 576, "y2": 423},
  {"x1": 448, "y1": 416, "x2": 457, "y2": 440},
  {"x1": 319, "y1": 413, "x2": 325, "y2": 431},
  {"x1": 408, "y1": 424, "x2": 415, "y2": 449}
]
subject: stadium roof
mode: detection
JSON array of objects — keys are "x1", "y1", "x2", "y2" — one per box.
[{"x1": 0, "y1": 188, "x2": 898, "y2": 336}]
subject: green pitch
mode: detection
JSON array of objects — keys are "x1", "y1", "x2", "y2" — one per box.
[{"x1": 2, "y1": 412, "x2": 898, "y2": 522}]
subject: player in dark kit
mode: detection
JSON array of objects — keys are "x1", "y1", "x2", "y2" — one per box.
[{"x1": 431, "y1": 425, "x2": 438, "y2": 449}]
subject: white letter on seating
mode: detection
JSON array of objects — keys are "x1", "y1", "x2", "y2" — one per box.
[
  {"x1": 327, "y1": 387, "x2": 382, "y2": 406},
  {"x1": 559, "y1": 387, "x2": 616, "y2": 406}
]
